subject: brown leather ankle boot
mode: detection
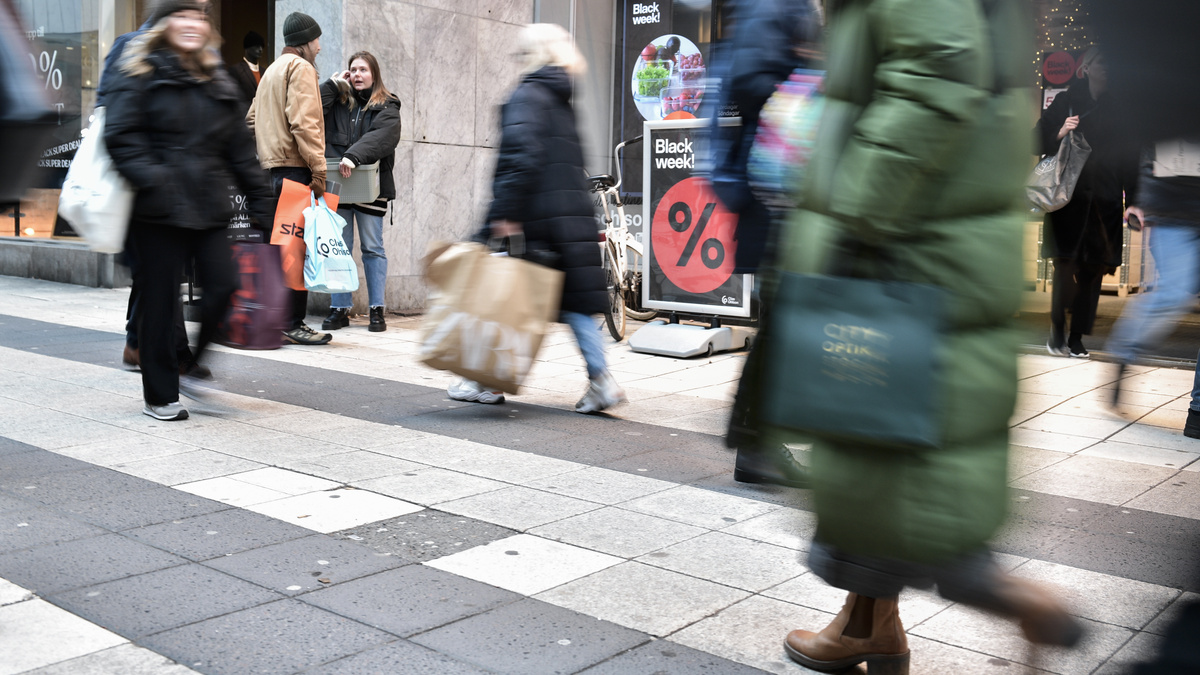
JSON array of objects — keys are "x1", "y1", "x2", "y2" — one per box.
[{"x1": 785, "y1": 593, "x2": 910, "y2": 674}]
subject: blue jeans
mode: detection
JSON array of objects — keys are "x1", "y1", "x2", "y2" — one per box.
[
  {"x1": 1105, "y1": 222, "x2": 1200, "y2": 409},
  {"x1": 331, "y1": 207, "x2": 387, "y2": 309},
  {"x1": 561, "y1": 311, "x2": 607, "y2": 380}
]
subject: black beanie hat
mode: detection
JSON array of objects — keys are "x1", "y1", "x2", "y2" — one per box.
[
  {"x1": 243, "y1": 31, "x2": 265, "y2": 49},
  {"x1": 147, "y1": 0, "x2": 206, "y2": 27},
  {"x1": 283, "y1": 12, "x2": 322, "y2": 47}
]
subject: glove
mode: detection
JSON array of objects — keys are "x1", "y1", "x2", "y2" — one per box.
[{"x1": 309, "y1": 172, "x2": 326, "y2": 198}]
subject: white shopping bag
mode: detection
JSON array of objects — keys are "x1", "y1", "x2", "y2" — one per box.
[
  {"x1": 302, "y1": 194, "x2": 359, "y2": 293},
  {"x1": 58, "y1": 107, "x2": 135, "y2": 253}
]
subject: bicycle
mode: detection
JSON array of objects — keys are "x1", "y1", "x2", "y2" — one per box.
[{"x1": 588, "y1": 136, "x2": 657, "y2": 341}]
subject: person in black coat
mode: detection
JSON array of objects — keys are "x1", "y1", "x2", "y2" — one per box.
[
  {"x1": 1037, "y1": 47, "x2": 1138, "y2": 358},
  {"x1": 319, "y1": 50, "x2": 402, "y2": 333},
  {"x1": 226, "y1": 31, "x2": 264, "y2": 116},
  {"x1": 105, "y1": 0, "x2": 275, "y2": 421},
  {"x1": 448, "y1": 23, "x2": 625, "y2": 414}
]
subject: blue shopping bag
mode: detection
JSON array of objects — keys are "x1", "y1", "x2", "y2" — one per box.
[{"x1": 302, "y1": 195, "x2": 359, "y2": 294}]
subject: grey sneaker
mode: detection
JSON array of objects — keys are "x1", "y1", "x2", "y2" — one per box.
[
  {"x1": 283, "y1": 323, "x2": 332, "y2": 345},
  {"x1": 447, "y1": 378, "x2": 505, "y2": 404},
  {"x1": 143, "y1": 401, "x2": 189, "y2": 421},
  {"x1": 575, "y1": 373, "x2": 626, "y2": 414}
]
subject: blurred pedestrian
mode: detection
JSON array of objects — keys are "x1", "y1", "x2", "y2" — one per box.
[
  {"x1": 765, "y1": 0, "x2": 1083, "y2": 671},
  {"x1": 96, "y1": 1, "x2": 206, "y2": 374},
  {"x1": 449, "y1": 24, "x2": 624, "y2": 414},
  {"x1": 320, "y1": 51, "x2": 402, "y2": 333},
  {"x1": 227, "y1": 30, "x2": 264, "y2": 115},
  {"x1": 1038, "y1": 47, "x2": 1139, "y2": 358},
  {"x1": 105, "y1": 0, "x2": 275, "y2": 420},
  {"x1": 716, "y1": 0, "x2": 822, "y2": 489},
  {"x1": 246, "y1": 11, "x2": 332, "y2": 345}
]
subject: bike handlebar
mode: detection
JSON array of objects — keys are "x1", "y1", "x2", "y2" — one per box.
[{"x1": 612, "y1": 136, "x2": 643, "y2": 192}]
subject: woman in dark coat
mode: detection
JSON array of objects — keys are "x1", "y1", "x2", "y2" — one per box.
[
  {"x1": 1038, "y1": 47, "x2": 1138, "y2": 357},
  {"x1": 448, "y1": 23, "x2": 624, "y2": 414},
  {"x1": 319, "y1": 50, "x2": 402, "y2": 333},
  {"x1": 105, "y1": 0, "x2": 275, "y2": 421}
]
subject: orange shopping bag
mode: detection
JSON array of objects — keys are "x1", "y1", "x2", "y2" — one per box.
[{"x1": 270, "y1": 179, "x2": 340, "y2": 291}]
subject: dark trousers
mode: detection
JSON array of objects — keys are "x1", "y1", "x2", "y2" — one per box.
[
  {"x1": 123, "y1": 241, "x2": 192, "y2": 363},
  {"x1": 130, "y1": 222, "x2": 234, "y2": 405},
  {"x1": 270, "y1": 166, "x2": 312, "y2": 330},
  {"x1": 1051, "y1": 258, "x2": 1107, "y2": 336}
]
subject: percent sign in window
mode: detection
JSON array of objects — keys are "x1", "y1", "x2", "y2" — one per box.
[
  {"x1": 651, "y1": 177, "x2": 738, "y2": 294},
  {"x1": 30, "y1": 50, "x2": 64, "y2": 90}
]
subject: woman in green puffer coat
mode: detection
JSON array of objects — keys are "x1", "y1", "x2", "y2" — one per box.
[{"x1": 762, "y1": 0, "x2": 1085, "y2": 671}]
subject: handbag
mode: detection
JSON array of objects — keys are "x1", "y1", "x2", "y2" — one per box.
[
  {"x1": 217, "y1": 243, "x2": 289, "y2": 350},
  {"x1": 760, "y1": 270, "x2": 948, "y2": 449},
  {"x1": 1026, "y1": 121, "x2": 1092, "y2": 212},
  {"x1": 57, "y1": 108, "x2": 135, "y2": 252},
  {"x1": 746, "y1": 68, "x2": 826, "y2": 208},
  {"x1": 419, "y1": 240, "x2": 563, "y2": 394},
  {"x1": 302, "y1": 194, "x2": 359, "y2": 293},
  {"x1": 0, "y1": 3, "x2": 57, "y2": 202}
]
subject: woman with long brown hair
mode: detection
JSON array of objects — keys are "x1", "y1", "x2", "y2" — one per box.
[
  {"x1": 105, "y1": 0, "x2": 274, "y2": 420},
  {"x1": 319, "y1": 51, "x2": 402, "y2": 333}
]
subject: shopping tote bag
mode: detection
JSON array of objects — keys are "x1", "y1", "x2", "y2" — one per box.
[
  {"x1": 1026, "y1": 129, "x2": 1091, "y2": 213},
  {"x1": 217, "y1": 243, "x2": 290, "y2": 350},
  {"x1": 57, "y1": 108, "x2": 135, "y2": 253},
  {"x1": 270, "y1": 179, "x2": 340, "y2": 291},
  {"x1": 302, "y1": 194, "x2": 358, "y2": 293},
  {"x1": 760, "y1": 273, "x2": 948, "y2": 449},
  {"x1": 419, "y1": 241, "x2": 563, "y2": 394}
]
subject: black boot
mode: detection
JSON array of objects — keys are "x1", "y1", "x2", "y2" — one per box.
[
  {"x1": 734, "y1": 445, "x2": 810, "y2": 489},
  {"x1": 1185, "y1": 410, "x2": 1200, "y2": 440},
  {"x1": 369, "y1": 306, "x2": 386, "y2": 332},
  {"x1": 322, "y1": 308, "x2": 350, "y2": 331}
]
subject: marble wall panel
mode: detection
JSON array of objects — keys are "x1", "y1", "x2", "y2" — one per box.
[
  {"x1": 343, "y1": 0, "x2": 416, "y2": 143},
  {"x1": 474, "y1": 20, "x2": 525, "y2": 148},
  {"x1": 413, "y1": 8, "x2": 478, "y2": 146},
  {"x1": 411, "y1": 141, "x2": 478, "y2": 267},
  {"x1": 275, "y1": 0, "x2": 344, "y2": 80},
  {"x1": 471, "y1": 0, "x2": 531, "y2": 24}
]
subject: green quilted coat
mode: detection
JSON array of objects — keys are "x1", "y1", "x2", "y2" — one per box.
[{"x1": 770, "y1": 0, "x2": 1035, "y2": 563}]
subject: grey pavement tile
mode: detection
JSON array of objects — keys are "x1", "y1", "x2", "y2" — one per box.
[
  {"x1": 410, "y1": 598, "x2": 650, "y2": 675},
  {"x1": 530, "y1": 507, "x2": 707, "y2": 559},
  {"x1": 0, "y1": 533, "x2": 186, "y2": 595},
  {"x1": 1091, "y1": 631, "x2": 1164, "y2": 675},
  {"x1": 0, "y1": 436, "x2": 39, "y2": 457},
  {"x1": 0, "y1": 492, "x2": 31, "y2": 514},
  {"x1": 301, "y1": 639, "x2": 490, "y2": 675},
  {"x1": 333, "y1": 510, "x2": 518, "y2": 564},
  {"x1": 669, "y1": 595, "x2": 835, "y2": 673},
  {"x1": 49, "y1": 563, "x2": 281, "y2": 639},
  {"x1": 1144, "y1": 592, "x2": 1200, "y2": 636},
  {"x1": 290, "y1": 450, "x2": 424, "y2": 484},
  {"x1": 0, "y1": 450, "x2": 91, "y2": 481},
  {"x1": 1012, "y1": 560, "x2": 1181, "y2": 630},
  {"x1": 637, "y1": 531, "x2": 806, "y2": 593},
  {"x1": 599, "y1": 450, "x2": 733, "y2": 484},
  {"x1": 0, "y1": 596, "x2": 127, "y2": 675},
  {"x1": 517, "y1": 433, "x2": 660, "y2": 466},
  {"x1": 22, "y1": 642, "x2": 200, "y2": 675},
  {"x1": 122, "y1": 508, "x2": 312, "y2": 561},
  {"x1": 203, "y1": 534, "x2": 405, "y2": 596},
  {"x1": 1125, "y1": 475, "x2": 1200, "y2": 520},
  {"x1": 0, "y1": 505, "x2": 108, "y2": 554},
  {"x1": 113, "y1": 449, "x2": 265, "y2": 486},
  {"x1": 578, "y1": 642, "x2": 768, "y2": 674},
  {"x1": 55, "y1": 487, "x2": 230, "y2": 531},
  {"x1": 301, "y1": 564, "x2": 521, "y2": 637},
  {"x1": 141, "y1": 599, "x2": 391, "y2": 675},
  {"x1": 0, "y1": 466, "x2": 157, "y2": 507}
]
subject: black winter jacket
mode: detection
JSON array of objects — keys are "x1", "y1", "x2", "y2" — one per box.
[
  {"x1": 105, "y1": 49, "x2": 274, "y2": 231},
  {"x1": 320, "y1": 80, "x2": 402, "y2": 201},
  {"x1": 485, "y1": 66, "x2": 605, "y2": 315}
]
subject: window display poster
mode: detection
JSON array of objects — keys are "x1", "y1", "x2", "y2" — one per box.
[
  {"x1": 614, "y1": 0, "x2": 712, "y2": 199},
  {"x1": 643, "y1": 120, "x2": 750, "y2": 318},
  {"x1": 17, "y1": 0, "x2": 86, "y2": 189}
]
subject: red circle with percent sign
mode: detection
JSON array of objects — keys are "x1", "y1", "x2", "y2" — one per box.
[{"x1": 652, "y1": 177, "x2": 738, "y2": 294}]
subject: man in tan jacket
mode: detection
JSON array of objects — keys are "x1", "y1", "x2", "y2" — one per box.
[{"x1": 247, "y1": 11, "x2": 331, "y2": 345}]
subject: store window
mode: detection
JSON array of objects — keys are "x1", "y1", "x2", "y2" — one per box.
[{"x1": 1, "y1": 1, "x2": 142, "y2": 241}]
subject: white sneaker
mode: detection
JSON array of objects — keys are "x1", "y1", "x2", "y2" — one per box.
[
  {"x1": 575, "y1": 373, "x2": 627, "y2": 414},
  {"x1": 447, "y1": 378, "x2": 505, "y2": 404},
  {"x1": 143, "y1": 401, "x2": 189, "y2": 421}
]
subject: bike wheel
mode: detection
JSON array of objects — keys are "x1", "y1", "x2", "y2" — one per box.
[
  {"x1": 603, "y1": 245, "x2": 626, "y2": 341},
  {"x1": 622, "y1": 246, "x2": 656, "y2": 321}
]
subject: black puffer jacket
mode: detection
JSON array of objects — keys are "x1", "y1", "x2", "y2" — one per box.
[
  {"x1": 105, "y1": 49, "x2": 274, "y2": 231},
  {"x1": 320, "y1": 80, "x2": 402, "y2": 201},
  {"x1": 485, "y1": 66, "x2": 605, "y2": 315}
]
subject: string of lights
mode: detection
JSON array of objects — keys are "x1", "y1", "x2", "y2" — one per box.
[{"x1": 1034, "y1": 0, "x2": 1094, "y2": 81}]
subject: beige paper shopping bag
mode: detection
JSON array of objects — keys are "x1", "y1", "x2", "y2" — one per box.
[{"x1": 420, "y1": 242, "x2": 564, "y2": 394}]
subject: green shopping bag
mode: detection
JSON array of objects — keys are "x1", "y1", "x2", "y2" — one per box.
[{"x1": 760, "y1": 273, "x2": 948, "y2": 449}]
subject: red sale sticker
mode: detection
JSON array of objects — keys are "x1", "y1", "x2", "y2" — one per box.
[{"x1": 651, "y1": 177, "x2": 738, "y2": 294}]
